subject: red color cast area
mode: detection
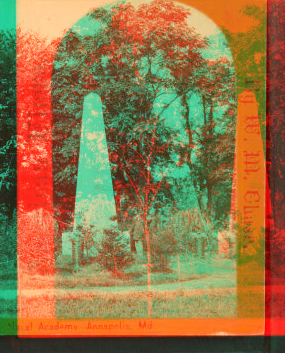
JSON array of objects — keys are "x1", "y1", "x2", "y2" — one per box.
[{"x1": 17, "y1": 33, "x2": 55, "y2": 319}]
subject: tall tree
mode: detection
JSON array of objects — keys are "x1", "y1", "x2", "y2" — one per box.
[
  {"x1": 51, "y1": 0, "x2": 209, "y2": 231},
  {"x1": 0, "y1": 29, "x2": 16, "y2": 245},
  {"x1": 193, "y1": 58, "x2": 236, "y2": 225}
]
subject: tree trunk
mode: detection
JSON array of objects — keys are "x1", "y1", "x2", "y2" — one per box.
[
  {"x1": 181, "y1": 93, "x2": 192, "y2": 171},
  {"x1": 142, "y1": 237, "x2": 148, "y2": 253},
  {"x1": 5, "y1": 215, "x2": 8, "y2": 244},
  {"x1": 143, "y1": 213, "x2": 152, "y2": 317},
  {"x1": 130, "y1": 226, "x2": 137, "y2": 253},
  {"x1": 72, "y1": 240, "x2": 76, "y2": 262},
  {"x1": 197, "y1": 237, "x2": 202, "y2": 258},
  {"x1": 195, "y1": 187, "x2": 203, "y2": 212},
  {"x1": 114, "y1": 167, "x2": 124, "y2": 228},
  {"x1": 208, "y1": 100, "x2": 214, "y2": 127},
  {"x1": 79, "y1": 240, "x2": 84, "y2": 263},
  {"x1": 207, "y1": 184, "x2": 213, "y2": 213},
  {"x1": 202, "y1": 95, "x2": 207, "y2": 126},
  {"x1": 206, "y1": 100, "x2": 214, "y2": 217}
]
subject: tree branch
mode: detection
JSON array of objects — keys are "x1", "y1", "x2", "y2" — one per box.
[
  {"x1": 148, "y1": 169, "x2": 168, "y2": 211},
  {"x1": 127, "y1": 143, "x2": 146, "y2": 164},
  {"x1": 123, "y1": 168, "x2": 144, "y2": 208}
]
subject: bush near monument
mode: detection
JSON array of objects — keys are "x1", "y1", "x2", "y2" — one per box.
[{"x1": 97, "y1": 227, "x2": 134, "y2": 273}]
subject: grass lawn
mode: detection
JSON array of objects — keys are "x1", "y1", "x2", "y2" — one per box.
[
  {"x1": 56, "y1": 289, "x2": 236, "y2": 319},
  {"x1": 54, "y1": 254, "x2": 237, "y2": 319},
  {"x1": 55, "y1": 254, "x2": 236, "y2": 289},
  {"x1": 0, "y1": 279, "x2": 17, "y2": 290},
  {"x1": 0, "y1": 268, "x2": 17, "y2": 290},
  {"x1": 0, "y1": 298, "x2": 17, "y2": 317}
]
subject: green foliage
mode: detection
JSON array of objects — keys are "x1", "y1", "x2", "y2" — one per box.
[
  {"x1": 192, "y1": 59, "x2": 236, "y2": 226},
  {"x1": 0, "y1": 29, "x2": 16, "y2": 270},
  {"x1": 0, "y1": 29, "x2": 16, "y2": 220},
  {"x1": 51, "y1": 1, "x2": 238, "y2": 269},
  {"x1": 97, "y1": 227, "x2": 134, "y2": 272},
  {"x1": 51, "y1": 0, "x2": 211, "y2": 229},
  {"x1": 148, "y1": 214, "x2": 186, "y2": 272},
  {"x1": 76, "y1": 222, "x2": 96, "y2": 259},
  {"x1": 235, "y1": 220, "x2": 265, "y2": 267}
]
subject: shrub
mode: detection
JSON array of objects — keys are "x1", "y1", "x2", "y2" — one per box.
[
  {"x1": 149, "y1": 217, "x2": 179, "y2": 272},
  {"x1": 97, "y1": 227, "x2": 134, "y2": 273}
]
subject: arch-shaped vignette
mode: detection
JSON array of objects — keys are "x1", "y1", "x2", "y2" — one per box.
[{"x1": 51, "y1": 0, "x2": 237, "y2": 318}]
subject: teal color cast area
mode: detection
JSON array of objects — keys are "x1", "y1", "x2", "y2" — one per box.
[
  {"x1": 0, "y1": 0, "x2": 17, "y2": 335},
  {"x1": 0, "y1": 0, "x2": 16, "y2": 31}
]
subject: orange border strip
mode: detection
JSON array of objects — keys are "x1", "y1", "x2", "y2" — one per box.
[{"x1": 18, "y1": 318, "x2": 264, "y2": 337}]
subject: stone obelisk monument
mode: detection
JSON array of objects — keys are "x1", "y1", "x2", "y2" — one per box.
[{"x1": 73, "y1": 93, "x2": 117, "y2": 267}]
